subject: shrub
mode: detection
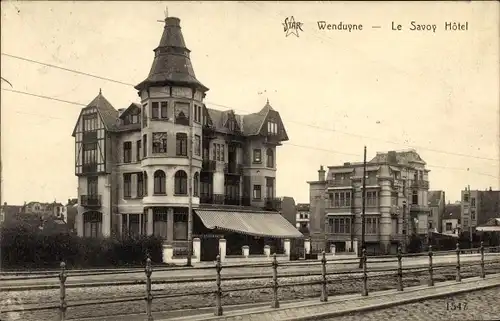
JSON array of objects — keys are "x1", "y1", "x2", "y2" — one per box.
[{"x1": 0, "y1": 221, "x2": 164, "y2": 269}]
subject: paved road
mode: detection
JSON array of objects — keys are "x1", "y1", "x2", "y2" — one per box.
[
  {"x1": 324, "y1": 286, "x2": 500, "y2": 321},
  {"x1": 1, "y1": 253, "x2": 498, "y2": 289}
]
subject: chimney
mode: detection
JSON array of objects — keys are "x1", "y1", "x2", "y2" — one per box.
[
  {"x1": 489, "y1": 186, "x2": 492, "y2": 191},
  {"x1": 388, "y1": 151, "x2": 397, "y2": 164},
  {"x1": 318, "y1": 165, "x2": 326, "y2": 182}
]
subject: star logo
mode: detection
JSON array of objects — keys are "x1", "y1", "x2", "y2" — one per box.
[{"x1": 282, "y1": 16, "x2": 303, "y2": 37}]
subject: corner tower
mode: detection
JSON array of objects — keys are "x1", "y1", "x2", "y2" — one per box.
[{"x1": 135, "y1": 16, "x2": 209, "y2": 236}]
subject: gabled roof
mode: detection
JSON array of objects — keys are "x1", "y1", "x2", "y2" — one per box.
[
  {"x1": 119, "y1": 103, "x2": 141, "y2": 119},
  {"x1": 444, "y1": 204, "x2": 461, "y2": 220},
  {"x1": 204, "y1": 100, "x2": 288, "y2": 141},
  {"x1": 71, "y1": 91, "x2": 119, "y2": 136},
  {"x1": 428, "y1": 191, "x2": 444, "y2": 206}
]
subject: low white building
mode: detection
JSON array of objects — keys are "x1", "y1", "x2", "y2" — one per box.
[
  {"x1": 296, "y1": 203, "x2": 310, "y2": 231},
  {"x1": 442, "y1": 203, "x2": 461, "y2": 235}
]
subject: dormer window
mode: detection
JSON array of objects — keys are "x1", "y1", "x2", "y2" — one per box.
[
  {"x1": 267, "y1": 121, "x2": 278, "y2": 135},
  {"x1": 123, "y1": 113, "x2": 140, "y2": 125}
]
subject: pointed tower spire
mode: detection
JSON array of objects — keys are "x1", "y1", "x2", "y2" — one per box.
[{"x1": 135, "y1": 16, "x2": 208, "y2": 92}]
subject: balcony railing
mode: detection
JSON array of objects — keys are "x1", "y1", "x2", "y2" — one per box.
[
  {"x1": 327, "y1": 180, "x2": 352, "y2": 187},
  {"x1": 82, "y1": 131, "x2": 97, "y2": 142},
  {"x1": 80, "y1": 194, "x2": 102, "y2": 208},
  {"x1": 412, "y1": 180, "x2": 429, "y2": 189},
  {"x1": 410, "y1": 204, "x2": 430, "y2": 212},
  {"x1": 82, "y1": 163, "x2": 98, "y2": 173},
  {"x1": 224, "y1": 163, "x2": 243, "y2": 175},
  {"x1": 201, "y1": 160, "x2": 216, "y2": 172},
  {"x1": 200, "y1": 194, "x2": 251, "y2": 206},
  {"x1": 264, "y1": 198, "x2": 282, "y2": 211}
]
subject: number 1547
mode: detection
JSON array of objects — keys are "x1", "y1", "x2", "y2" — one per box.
[{"x1": 446, "y1": 302, "x2": 467, "y2": 310}]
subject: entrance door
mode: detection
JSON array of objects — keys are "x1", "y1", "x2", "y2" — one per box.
[{"x1": 200, "y1": 236, "x2": 220, "y2": 262}]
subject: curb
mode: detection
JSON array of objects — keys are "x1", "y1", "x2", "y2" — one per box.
[
  {"x1": 170, "y1": 275, "x2": 500, "y2": 321},
  {"x1": 287, "y1": 279, "x2": 500, "y2": 321}
]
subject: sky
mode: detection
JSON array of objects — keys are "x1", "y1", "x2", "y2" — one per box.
[{"x1": 1, "y1": 1, "x2": 499, "y2": 206}]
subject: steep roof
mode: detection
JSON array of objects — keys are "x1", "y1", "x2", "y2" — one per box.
[
  {"x1": 135, "y1": 17, "x2": 208, "y2": 92},
  {"x1": 71, "y1": 91, "x2": 120, "y2": 136},
  {"x1": 370, "y1": 149, "x2": 426, "y2": 165},
  {"x1": 205, "y1": 100, "x2": 288, "y2": 141},
  {"x1": 444, "y1": 204, "x2": 461, "y2": 220},
  {"x1": 428, "y1": 191, "x2": 444, "y2": 206}
]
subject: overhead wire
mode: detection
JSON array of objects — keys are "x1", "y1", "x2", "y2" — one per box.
[
  {"x1": 2, "y1": 52, "x2": 498, "y2": 165},
  {"x1": 2, "y1": 87, "x2": 498, "y2": 179}
]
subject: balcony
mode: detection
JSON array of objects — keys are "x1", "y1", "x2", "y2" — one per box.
[
  {"x1": 201, "y1": 160, "x2": 216, "y2": 172},
  {"x1": 410, "y1": 204, "x2": 430, "y2": 213},
  {"x1": 224, "y1": 163, "x2": 243, "y2": 176},
  {"x1": 411, "y1": 180, "x2": 429, "y2": 189},
  {"x1": 264, "y1": 198, "x2": 282, "y2": 211},
  {"x1": 200, "y1": 193, "x2": 247, "y2": 206},
  {"x1": 390, "y1": 234, "x2": 405, "y2": 242},
  {"x1": 82, "y1": 131, "x2": 97, "y2": 142},
  {"x1": 80, "y1": 195, "x2": 102, "y2": 208},
  {"x1": 82, "y1": 163, "x2": 98, "y2": 173},
  {"x1": 202, "y1": 125, "x2": 217, "y2": 139},
  {"x1": 390, "y1": 205, "x2": 400, "y2": 216},
  {"x1": 327, "y1": 180, "x2": 352, "y2": 187}
]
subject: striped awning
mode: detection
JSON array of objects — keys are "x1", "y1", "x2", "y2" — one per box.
[{"x1": 194, "y1": 209, "x2": 303, "y2": 239}]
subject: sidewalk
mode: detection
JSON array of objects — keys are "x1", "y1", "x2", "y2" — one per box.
[{"x1": 165, "y1": 274, "x2": 500, "y2": 321}]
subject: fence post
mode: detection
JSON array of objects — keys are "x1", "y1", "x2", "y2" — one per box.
[
  {"x1": 58, "y1": 261, "x2": 67, "y2": 321},
  {"x1": 480, "y1": 241, "x2": 485, "y2": 279},
  {"x1": 456, "y1": 242, "x2": 461, "y2": 282},
  {"x1": 361, "y1": 249, "x2": 368, "y2": 296},
  {"x1": 214, "y1": 255, "x2": 223, "y2": 316},
  {"x1": 145, "y1": 256, "x2": 154, "y2": 321},
  {"x1": 320, "y1": 251, "x2": 328, "y2": 302},
  {"x1": 428, "y1": 245, "x2": 434, "y2": 286},
  {"x1": 397, "y1": 245, "x2": 403, "y2": 291},
  {"x1": 271, "y1": 253, "x2": 280, "y2": 308}
]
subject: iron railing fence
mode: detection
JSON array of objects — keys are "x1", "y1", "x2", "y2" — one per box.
[{"x1": 1, "y1": 243, "x2": 499, "y2": 321}]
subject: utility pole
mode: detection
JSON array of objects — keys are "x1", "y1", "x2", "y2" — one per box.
[
  {"x1": 402, "y1": 177, "x2": 408, "y2": 253},
  {"x1": 359, "y1": 146, "x2": 367, "y2": 268},
  {"x1": 186, "y1": 88, "x2": 195, "y2": 267},
  {"x1": 468, "y1": 185, "x2": 473, "y2": 249}
]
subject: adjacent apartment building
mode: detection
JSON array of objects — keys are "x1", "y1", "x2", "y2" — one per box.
[
  {"x1": 71, "y1": 16, "x2": 298, "y2": 256},
  {"x1": 296, "y1": 203, "x2": 310, "y2": 232},
  {"x1": 427, "y1": 190, "x2": 446, "y2": 233},
  {"x1": 308, "y1": 149, "x2": 431, "y2": 255},
  {"x1": 461, "y1": 187, "x2": 500, "y2": 233},
  {"x1": 442, "y1": 202, "x2": 461, "y2": 235}
]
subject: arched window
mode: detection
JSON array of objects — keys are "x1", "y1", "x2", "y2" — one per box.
[
  {"x1": 266, "y1": 148, "x2": 274, "y2": 168},
  {"x1": 83, "y1": 211, "x2": 102, "y2": 238},
  {"x1": 175, "y1": 170, "x2": 188, "y2": 195},
  {"x1": 154, "y1": 170, "x2": 166, "y2": 195},
  {"x1": 193, "y1": 172, "x2": 199, "y2": 197}
]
